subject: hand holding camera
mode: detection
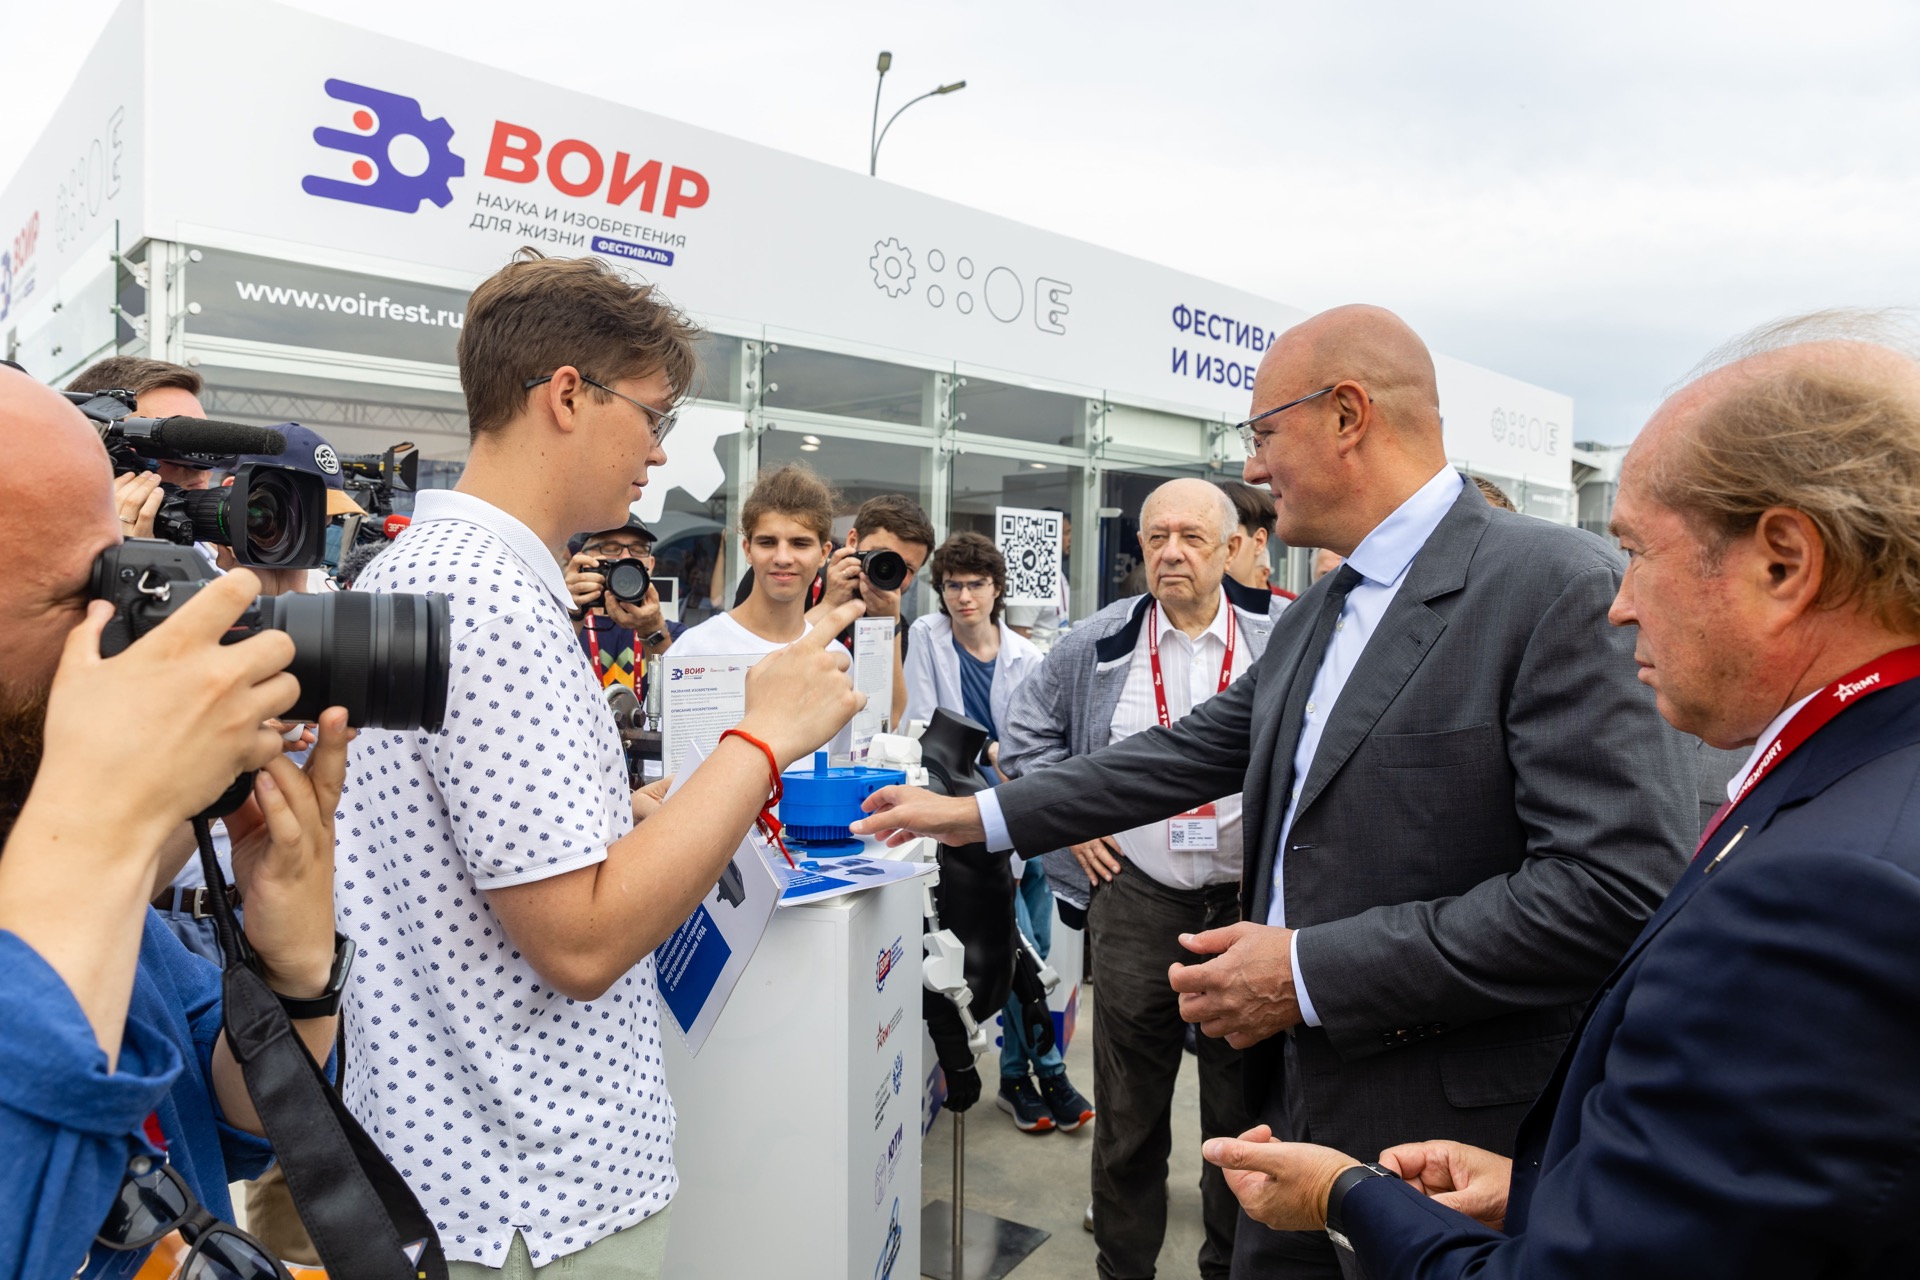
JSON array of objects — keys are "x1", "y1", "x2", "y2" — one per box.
[
  {"x1": 113, "y1": 471, "x2": 165, "y2": 539},
  {"x1": 737, "y1": 599, "x2": 870, "y2": 767},
  {"x1": 45, "y1": 570, "x2": 301, "y2": 832},
  {"x1": 819, "y1": 544, "x2": 910, "y2": 618},
  {"x1": 224, "y1": 707, "x2": 355, "y2": 1000},
  {"x1": 566, "y1": 550, "x2": 663, "y2": 635}
]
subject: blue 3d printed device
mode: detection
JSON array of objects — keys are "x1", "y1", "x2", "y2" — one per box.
[{"x1": 778, "y1": 752, "x2": 906, "y2": 854}]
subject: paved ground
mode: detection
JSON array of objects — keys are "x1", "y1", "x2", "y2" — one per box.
[{"x1": 920, "y1": 983, "x2": 1214, "y2": 1280}]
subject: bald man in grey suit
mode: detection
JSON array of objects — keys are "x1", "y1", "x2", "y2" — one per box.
[{"x1": 859, "y1": 305, "x2": 1695, "y2": 1279}]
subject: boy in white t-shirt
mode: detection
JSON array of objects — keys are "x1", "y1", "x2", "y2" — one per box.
[{"x1": 675, "y1": 462, "x2": 850, "y2": 664}]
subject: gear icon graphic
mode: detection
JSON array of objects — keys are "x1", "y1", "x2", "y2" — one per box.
[
  {"x1": 869, "y1": 238, "x2": 915, "y2": 298},
  {"x1": 302, "y1": 79, "x2": 466, "y2": 213}
]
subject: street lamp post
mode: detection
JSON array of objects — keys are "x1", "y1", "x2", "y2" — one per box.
[{"x1": 868, "y1": 50, "x2": 966, "y2": 176}]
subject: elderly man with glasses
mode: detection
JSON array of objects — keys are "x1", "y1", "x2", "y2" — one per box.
[{"x1": 858, "y1": 305, "x2": 1697, "y2": 1280}]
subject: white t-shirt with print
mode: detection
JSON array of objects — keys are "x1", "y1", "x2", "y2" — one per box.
[
  {"x1": 669, "y1": 611, "x2": 854, "y2": 755},
  {"x1": 337, "y1": 490, "x2": 674, "y2": 1269}
]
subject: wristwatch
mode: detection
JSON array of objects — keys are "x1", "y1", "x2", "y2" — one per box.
[
  {"x1": 642, "y1": 628, "x2": 669, "y2": 648},
  {"x1": 273, "y1": 932, "x2": 355, "y2": 1020},
  {"x1": 1325, "y1": 1162, "x2": 1396, "y2": 1252}
]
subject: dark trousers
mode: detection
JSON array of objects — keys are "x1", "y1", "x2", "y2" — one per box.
[
  {"x1": 1088, "y1": 860, "x2": 1250, "y2": 1280},
  {"x1": 1229, "y1": 1049, "x2": 1357, "y2": 1280}
]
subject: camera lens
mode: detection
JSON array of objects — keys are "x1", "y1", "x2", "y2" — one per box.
[
  {"x1": 244, "y1": 478, "x2": 292, "y2": 559},
  {"x1": 168, "y1": 464, "x2": 326, "y2": 569},
  {"x1": 602, "y1": 558, "x2": 652, "y2": 604},
  {"x1": 257, "y1": 591, "x2": 451, "y2": 732},
  {"x1": 860, "y1": 548, "x2": 909, "y2": 592}
]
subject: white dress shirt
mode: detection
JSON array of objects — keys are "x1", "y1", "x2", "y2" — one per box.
[
  {"x1": 1272, "y1": 466, "x2": 1464, "y2": 1026},
  {"x1": 1726, "y1": 691, "x2": 1819, "y2": 802},
  {"x1": 1104, "y1": 596, "x2": 1249, "y2": 888}
]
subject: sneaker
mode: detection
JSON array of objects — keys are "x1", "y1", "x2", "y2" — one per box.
[
  {"x1": 996, "y1": 1075, "x2": 1054, "y2": 1133},
  {"x1": 1037, "y1": 1070, "x2": 1095, "y2": 1132},
  {"x1": 1083, "y1": 1202, "x2": 1094, "y2": 1233}
]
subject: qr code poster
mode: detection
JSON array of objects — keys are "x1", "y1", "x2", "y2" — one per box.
[{"x1": 995, "y1": 506, "x2": 1064, "y2": 608}]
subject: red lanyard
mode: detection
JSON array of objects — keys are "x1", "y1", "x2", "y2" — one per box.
[
  {"x1": 1146, "y1": 602, "x2": 1237, "y2": 729},
  {"x1": 585, "y1": 624, "x2": 603, "y2": 676},
  {"x1": 1697, "y1": 643, "x2": 1920, "y2": 854}
]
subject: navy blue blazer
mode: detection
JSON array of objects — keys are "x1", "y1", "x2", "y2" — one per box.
[{"x1": 1340, "y1": 676, "x2": 1920, "y2": 1278}]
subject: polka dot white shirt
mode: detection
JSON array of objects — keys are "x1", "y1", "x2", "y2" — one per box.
[{"x1": 338, "y1": 490, "x2": 675, "y2": 1269}]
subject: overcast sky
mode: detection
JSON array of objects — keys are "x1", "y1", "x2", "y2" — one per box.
[{"x1": 7, "y1": 0, "x2": 1917, "y2": 444}]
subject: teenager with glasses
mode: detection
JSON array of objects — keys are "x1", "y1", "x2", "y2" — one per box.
[{"x1": 338, "y1": 251, "x2": 865, "y2": 1279}]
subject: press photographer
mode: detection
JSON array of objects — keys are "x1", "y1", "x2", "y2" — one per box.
[
  {"x1": 809, "y1": 494, "x2": 934, "y2": 728},
  {"x1": 66, "y1": 359, "x2": 219, "y2": 537},
  {"x1": 0, "y1": 365, "x2": 351, "y2": 1279},
  {"x1": 565, "y1": 513, "x2": 680, "y2": 692}
]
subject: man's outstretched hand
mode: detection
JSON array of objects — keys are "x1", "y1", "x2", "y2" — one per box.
[
  {"x1": 1203, "y1": 1125, "x2": 1361, "y2": 1232},
  {"x1": 1377, "y1": 1140, "x2": 1512, "y2": 1230},
  {"x1": 851, "y1": 785, "x2": 987, "y2": 847}
]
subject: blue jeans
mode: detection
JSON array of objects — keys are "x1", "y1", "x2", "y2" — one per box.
[
  {"x1": 1000, "y1": 857, "x2": 1065, "y2": 1080},
  {"x1": 157, "y1": 909, "x2": 230, "y2": 966}
]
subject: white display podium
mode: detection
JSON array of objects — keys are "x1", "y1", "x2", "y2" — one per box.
[{"x1": 661, "y1": 839, "x2": 929, "y2": 1280}]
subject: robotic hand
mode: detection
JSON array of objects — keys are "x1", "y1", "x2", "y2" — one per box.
[{"x1": 922, "y1": 910, "x2": 986, "y2": 1112}]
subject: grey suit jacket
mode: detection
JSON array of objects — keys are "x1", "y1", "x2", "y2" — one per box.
[
  {"x1": 991, "y1": 484, "x2": 1695, "y2": 1160},
  {"x1": 997, "y1": 576, "x2": 1285, "y2": 911}
]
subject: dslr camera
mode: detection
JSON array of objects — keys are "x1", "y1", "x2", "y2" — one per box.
[
  {"x1": 583, "y1": 556, "x2": 653, "y2": 610},
  {"x1": 65, "y1": 387, "x2": 327, "y2": 569},
  {"x1": 852, "y1": 547, "x2": 908, "y2": 593},
  {"x1": 91, "y1": 540, "x2": 451, "y2": 733}
]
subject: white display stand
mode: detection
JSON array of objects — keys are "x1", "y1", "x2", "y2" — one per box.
[{"x1": 662, "y1": 837, "x2": 930, "y2": 1280}]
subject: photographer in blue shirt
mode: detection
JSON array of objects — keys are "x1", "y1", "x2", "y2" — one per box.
[{"x1": 0, "y1": 367, "x2": 350, "y2": 1278}]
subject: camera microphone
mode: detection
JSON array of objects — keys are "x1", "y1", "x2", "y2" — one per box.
[
  {"x1": 118, "y1": 416, "x2": 288, "y2": 458},
  {"x1": 383, "y1": 514, "x2": 412, "y2": 540}
]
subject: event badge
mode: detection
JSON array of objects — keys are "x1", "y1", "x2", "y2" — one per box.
[{"x1": 1168, "y1": 803, "x2": 1219, "y2": 852}]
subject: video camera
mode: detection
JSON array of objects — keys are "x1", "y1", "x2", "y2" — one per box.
[
  {"x1": 64, "y1": 387, "x2": 328, "y2": 570},
  {"x1": 338, "y1": 441, "x2": 420, "y2": 519}
]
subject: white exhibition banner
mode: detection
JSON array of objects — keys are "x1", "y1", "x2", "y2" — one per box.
[
  {"x1": 850, "y1": 616, "x2": 896, "y2": 753},
  {"x1": 0, "y1": 0, "x2": 1574, "y2": 492},
  {"x1": 660, "y1": 653, "x2": 752, "y2": 767},
  {"x1": 651, "y1": 745, "x2": 785, "y2": 1056},
  {"x1": 994, "y1": 506, "x2": 1065, "y2": 608}
]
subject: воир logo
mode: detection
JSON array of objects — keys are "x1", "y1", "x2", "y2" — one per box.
[
  {"x1": 303, "y1": 79, "x2": 465, "y2": 213},
  {"x1": 875, "y1": 936, "x2": 905, "y2": 992}
]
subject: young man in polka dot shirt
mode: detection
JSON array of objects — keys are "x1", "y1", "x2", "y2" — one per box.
[{"x1": 339, "y1": 249, "x2": 866, "y2": 1279}]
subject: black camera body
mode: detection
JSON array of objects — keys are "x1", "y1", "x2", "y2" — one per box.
[
  {"x1": 587, "y1": 556, "x2": 652, "y2": 607},
  {"x1": 92, "y1": 539, "x2": 452, "y2": 733},
  {"x1": 854, "y1": 547, "x2": 908, "y2": 592}
]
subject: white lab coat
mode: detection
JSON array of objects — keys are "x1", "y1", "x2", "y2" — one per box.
[{"x1": 902, "y1": 612, "x2": 1044, "y2": 739}]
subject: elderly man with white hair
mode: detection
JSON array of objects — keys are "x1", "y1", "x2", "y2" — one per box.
[{"x1": 994, "y1": 477, "x2": 1287, "y2": 1278}]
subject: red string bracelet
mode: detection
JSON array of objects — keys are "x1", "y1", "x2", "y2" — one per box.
[{"x1": 718, "y1": 728, "x2": 795, "y2": 867}]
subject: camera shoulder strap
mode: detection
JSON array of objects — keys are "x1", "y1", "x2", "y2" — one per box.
[{"x1": 194, "y1": 817, "x2": 448, "y2": 1280}]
